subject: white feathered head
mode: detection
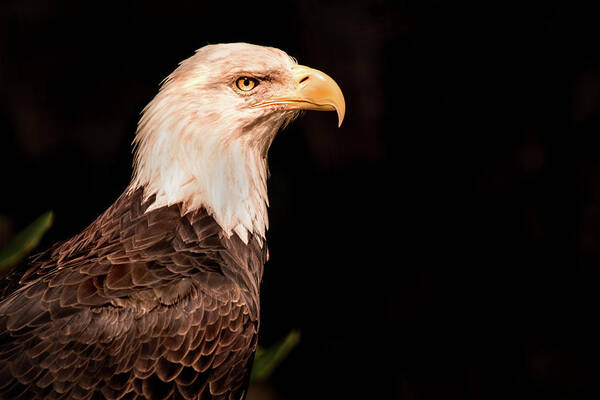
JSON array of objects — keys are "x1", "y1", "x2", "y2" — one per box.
[{"x1": 131, "y1": 43, "x2": 345, "y2": 243}]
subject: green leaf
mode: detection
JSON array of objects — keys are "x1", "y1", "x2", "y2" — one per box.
[
  {"x1": 251, "y1": 330, "x2": 301, "y2": 383},
  {"x1": 0, "y1": 211, "x2": 54, "y2": 274}
]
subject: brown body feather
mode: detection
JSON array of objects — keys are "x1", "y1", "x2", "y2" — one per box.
[{"x1": 0, "y1": 187, "x2": 266, "y2": 400}]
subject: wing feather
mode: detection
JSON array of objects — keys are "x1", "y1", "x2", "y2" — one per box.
[{"x1": 0, "y1": 188, "x2": 265, "y2": 399}]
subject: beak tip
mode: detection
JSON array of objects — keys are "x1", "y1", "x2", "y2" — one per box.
[{"x1": 336, "y1": 107, "x2": 345, "y2": 128}]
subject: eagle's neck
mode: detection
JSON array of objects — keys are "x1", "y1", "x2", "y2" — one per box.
[{"x1": 129, "y1": 89, "x2": 276, "y2": 245}]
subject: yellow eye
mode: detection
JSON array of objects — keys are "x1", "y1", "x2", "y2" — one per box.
[{"x1": 236, "y1": 77, "x2": 258, "y2": 91}]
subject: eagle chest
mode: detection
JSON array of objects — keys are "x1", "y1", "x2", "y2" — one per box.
[
  {"x1": 121, "y1": 284, "x2": 259, "y2": 400},
  {"x1": 0, "y1": 193, "x2": 265, "y2": 399}
]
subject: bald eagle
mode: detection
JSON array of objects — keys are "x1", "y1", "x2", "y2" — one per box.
[{"x1": 0, "y1": 43, "x2": 344, "y2": 400}]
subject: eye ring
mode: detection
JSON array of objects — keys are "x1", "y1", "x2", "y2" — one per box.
[{"x1": 235, "y1": 77, "x2": 259, "y2": 92}]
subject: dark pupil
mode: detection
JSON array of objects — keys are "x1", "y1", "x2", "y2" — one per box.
[{"x1": 243, "y1": 78, "x2": 250, "y2": 86}]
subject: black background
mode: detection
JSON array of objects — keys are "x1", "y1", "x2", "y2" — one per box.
[{"x1": 2, "y1": 1, "x2": 600, "y2": 399}]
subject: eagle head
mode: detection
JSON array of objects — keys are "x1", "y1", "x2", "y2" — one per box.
[{"x1": 130, "y1": 43, "x2": 345, "y2": 243}]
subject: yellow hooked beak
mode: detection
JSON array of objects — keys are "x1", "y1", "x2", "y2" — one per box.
[{"x1": 252, "y1": 64, "x2": 346, "y2": 127}]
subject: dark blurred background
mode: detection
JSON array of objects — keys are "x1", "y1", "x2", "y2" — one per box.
[{"x1": 2, "y1": 1, "x2": 600, "y2": 399}]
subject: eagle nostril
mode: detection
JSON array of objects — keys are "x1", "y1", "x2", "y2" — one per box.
[{"x1": 299, "y1": 76, "x2": 309, "y2": 84}]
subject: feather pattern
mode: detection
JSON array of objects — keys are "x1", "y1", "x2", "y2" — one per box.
[{"x1": 0, "y1": 187, "x2": 265, "y2": 400}]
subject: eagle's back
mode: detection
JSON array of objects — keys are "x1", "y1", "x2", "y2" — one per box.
[{"x1": 0, "y1": 188, "x2": 266, "y2": 400}]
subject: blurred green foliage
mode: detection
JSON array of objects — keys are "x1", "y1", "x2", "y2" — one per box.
[
  {"x1": 251, "y1": 330, "x2": 301, "y2": 383},
  {"x1": 0, "y1": 211, "x2": 53, "y2": 274}
]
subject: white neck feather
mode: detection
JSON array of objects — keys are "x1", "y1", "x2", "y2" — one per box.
[{"x1": 129, "y1": 85, "x2": 283, "y2": 245}]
